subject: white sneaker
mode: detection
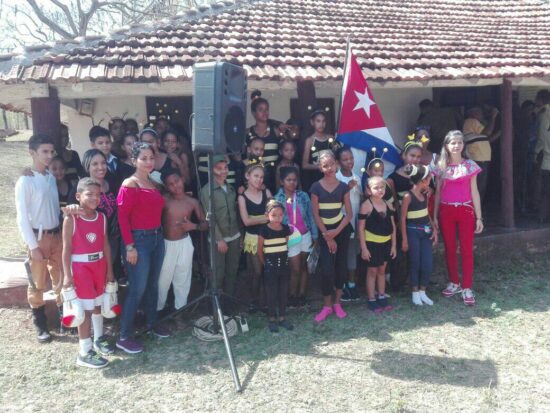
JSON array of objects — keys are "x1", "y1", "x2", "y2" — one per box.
[
  {"x1": 462, "y1": 288, "x2": 476, "y2": 306},
  {"x1": 419, "y1": 291, "x2": 433, "y2": 306},
  {"x1": 442, "y1": 282, "x2": 462, "y2": 297},
  {"x1": 412, "y1": 291, "x2": 423, "y2": 306}
]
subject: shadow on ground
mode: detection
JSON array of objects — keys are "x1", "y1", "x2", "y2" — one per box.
[
  {"x1": 370, "y1": 349, "x2": 497, "y2": 387},
  {"x1": 99, "y1": 253, "x2": 548, "y2": 386}
]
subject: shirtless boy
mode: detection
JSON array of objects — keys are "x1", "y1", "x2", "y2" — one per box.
[{"x1": 157, "y1": 169, "x2": 208, "y2": 311}]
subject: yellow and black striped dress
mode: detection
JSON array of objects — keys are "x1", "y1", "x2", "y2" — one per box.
[
  {"x1": 359, "y1": 199, "x2": 393, "y2": 267},
  {"x1": 259, "y1": 223, "x2": 291, "y2": 266},
  {"x1": 388, "y1": 171, "x2": 412, "y2": 204},
  {"x1": 240, "y1": 190, "x2": 269, "y2": 254},
  {"x1": 310, "y1": 181, "x2": 348, "y2": 230},
  {"x1": 245, "y1": 120, "x2": 283, "y2": 193}
]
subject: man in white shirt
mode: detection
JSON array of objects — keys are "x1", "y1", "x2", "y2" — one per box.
[{"x1": 15, "y1": 134, "x2": 63, "y2": 343}]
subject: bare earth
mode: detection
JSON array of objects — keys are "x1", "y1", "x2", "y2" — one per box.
[{"x1": 0, "y1": 140, "x2": 29, "y2": 258}]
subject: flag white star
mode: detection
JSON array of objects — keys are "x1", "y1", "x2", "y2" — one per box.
[{"x1": 353, "y1": 87, "x2": 375, "y2": 118}]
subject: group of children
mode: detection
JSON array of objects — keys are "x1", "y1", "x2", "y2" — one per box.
[{"x1": 15, "y1": 90, "x2": 485, "y2": 368}]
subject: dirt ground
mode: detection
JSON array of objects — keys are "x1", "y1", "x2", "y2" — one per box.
[{"x1": 0, "y1": 139, "x2": 29, "y2": 258}]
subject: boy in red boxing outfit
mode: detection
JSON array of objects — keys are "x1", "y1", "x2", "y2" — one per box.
[{"x1": 62, "y1": 178, "x2": 115, "y2": 368}]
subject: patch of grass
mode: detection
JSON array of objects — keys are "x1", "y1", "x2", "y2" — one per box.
[
  {"x1": 0, "y1": 141, "x2": 28, "y2": 258},
  {"x1": 1, "y1": 253, "x2": 550, "y2": 412}
]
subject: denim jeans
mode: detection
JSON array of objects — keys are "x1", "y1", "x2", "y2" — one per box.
[
  {"x1": 406, "y1": 227, "x2": 433, "y2": 288},
  {"x1": 120, "y1": 228, "x2": 165, "y2": 339}
]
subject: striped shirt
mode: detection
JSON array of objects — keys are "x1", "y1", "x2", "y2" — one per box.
[
  {"x1": 310, "y1": 181, "x2": 349, "y2": 230},
  {"x1": 260, "y1": 224, "x2": 290, "y2": 258},
  {"x1": 245, "y1": 120, "x2": 283, "y2": 166},
  {"x1": 405, "y1": 191, "x2": 430, "y2": 225}
]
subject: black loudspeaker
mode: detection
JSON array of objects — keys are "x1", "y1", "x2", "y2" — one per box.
[{"x1": 192, "y1": 62, "x2": 247, "y2": 153}]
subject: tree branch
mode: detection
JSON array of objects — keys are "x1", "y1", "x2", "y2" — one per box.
[
  {"x1": 50, "y1": 0, "x2": 79, "y2": 36},
  {"x1": 25, "y1": 0, "x2": 75, "y2": 39}
]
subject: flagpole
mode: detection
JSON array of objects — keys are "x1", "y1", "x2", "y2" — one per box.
[{"x1": 336, "y1": 36, "x2": 352, "y2": 139}]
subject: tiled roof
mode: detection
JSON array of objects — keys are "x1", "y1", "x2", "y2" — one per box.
[{"x1": 1, "y1": 0, "x2": 550, "y2": 84}]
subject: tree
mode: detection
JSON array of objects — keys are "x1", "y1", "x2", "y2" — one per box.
[{"x1": 0, "y1": 0, "x2": 212, "y2": 52}]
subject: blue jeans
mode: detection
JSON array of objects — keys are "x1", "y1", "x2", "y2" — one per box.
[
  {"x1": 120, "y1": 228, "x2": 165, "y2": 339},
  {"x1": 406, "y1": 227, "x2": 433, "y2": 288}
]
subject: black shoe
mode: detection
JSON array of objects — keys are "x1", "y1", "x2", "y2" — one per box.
[
  {"x1": 367, "y1": 300, "x2": 383, "y2": 314},
  {"x1": 32, "y1": 307, "x2": 51, "y2": 343},
  {"x1": 341, "y1": 286, "x2": 353, "y2": 302},
  {"x1": 77, "y1": 350, "x2": 109, "y2": 369},
  {"x1": 268, "y1": 321, "x2": 279, "y2": 333},
  {"x1": 94, "y1": 335, "x2": 115, "y2": 355},
  {"x1": 376, "y1": 295, "x2": 393, "y2": 311},
  {"x1": 298, "y1": 295, "x2": 308, "y2": 308},
  {"x1": 117, "y1": 277, "x2": 128, "y2": 288},
  {"x1": 278, "y1": 319, "x2": 294, "y2": 331},
  {"x1": 349, "y1": 285, "x2": 361, "y2": 301}
]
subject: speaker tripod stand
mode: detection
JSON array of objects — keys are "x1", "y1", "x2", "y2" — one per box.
[{"x1": 155, "y1": 152, "x2": 247, "y2": 393}]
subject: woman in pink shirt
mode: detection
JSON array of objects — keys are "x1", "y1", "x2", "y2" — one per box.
[
  {"x1": 433, "y1": 130, "x2": 484, "y2": 306},
  {"x1": 116, "y1": 142, "x2": 168, "y2": 354}
]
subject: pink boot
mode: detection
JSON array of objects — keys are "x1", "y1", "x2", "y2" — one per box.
[
  {"x1": 314, "y1": 306, "x2": 333, "y2": 323},
  {"x1": 333, "y1": 303, "x2": 347, "y2": 319}
]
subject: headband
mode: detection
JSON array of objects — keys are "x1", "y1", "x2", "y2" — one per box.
[{"x1": 140, "y1": 127, "x2": 158, "y2": 138}]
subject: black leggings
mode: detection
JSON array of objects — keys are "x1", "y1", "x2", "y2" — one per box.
[
  {"x1": 318, "y1": 225, "x2": 351, "y2": 296},
  {"x1": 264, "y1": 259, "x2": 289, "y2": 318}
]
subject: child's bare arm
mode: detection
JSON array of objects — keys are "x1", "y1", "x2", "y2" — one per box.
[
  {"x1": 62, "y1": 216, "x2": 74, "y2": 288},
  {"x1": 301, "y1": 137, "x2": 316, "y2": 170}
]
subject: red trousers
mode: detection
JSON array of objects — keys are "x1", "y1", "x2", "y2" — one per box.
[{"x1": 439, "y1": 204, "x2": 475, "y2": 289}]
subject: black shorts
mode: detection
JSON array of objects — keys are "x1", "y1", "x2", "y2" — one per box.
[{"x1": 364, "y1": 240, "x2": 391, "y2": 268}]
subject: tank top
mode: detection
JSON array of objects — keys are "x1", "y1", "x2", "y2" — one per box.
[
  {"x1": 307, "y1": 137, "x2": 333, "y2": 166},
  {"x1": 241, "y1": 190, "x2": 268, "y2": 235},
  {"x1": 360, "y1": 199, "x2": 393, "y2": 243},
  {"x1": 388, "y1": 171, "x2": 412, "y2": 203},
  {"x1": 310, "y1": 181, "x2": 349, "y2": 230},
  {"x1": 72, "y1": 212, "x2": 106, "y2": 255},
  {"x1": 246, "y1": 120, "x2": 282, "y2": 166},
  {"x1": 58, "y1": 180, "x2": 73, "y2": 209},
  {"x1": 156, "y1": 156, "x2": 173, "y2": 177},
  {"x1": 405, "y1": 191, "x2": 430, "y2": 225}
]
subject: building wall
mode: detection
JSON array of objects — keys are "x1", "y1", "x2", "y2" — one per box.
[
  {"x1": 63, "y1": 84, "x2": 432, "y2": 156},
  {"x1": 63, "y1": 97, "x2": 147, "y2": 155}
]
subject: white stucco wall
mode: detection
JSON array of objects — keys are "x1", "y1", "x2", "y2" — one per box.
[
  {"x1": 62, "y1": 83, "x2": 432, "y2": 157},
  {"x1": 63, "y1": 96, "x2": 147, "y2": 155}
]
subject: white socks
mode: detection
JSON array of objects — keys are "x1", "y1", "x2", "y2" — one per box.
[
  {"x1": 419, "y1": 291, "x2": 433, "y2": 306},
  {"x1": 79, "y1": 338, "x2": 92, "y2": 357},
  {"x1": 412, "y1": 292, "x2": 423, "y2": 306},
  {"x1": 412, "y1": 291, "x2": 434, "y2": 306},
  {"x1": 91, "y1": 313, "x2": 103, "y2": 342}
]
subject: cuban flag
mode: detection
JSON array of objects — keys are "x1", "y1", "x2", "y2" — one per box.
[{"x1": 337, "y1": 47, "x2": 402, "y2": 179}]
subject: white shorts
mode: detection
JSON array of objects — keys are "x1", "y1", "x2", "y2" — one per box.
[
  {"x1": 288, "y1": 231, "x2": 313, "y2": 258},
  {"x1": 80, "y1": 295, "x2": 103, "y2": 311}
]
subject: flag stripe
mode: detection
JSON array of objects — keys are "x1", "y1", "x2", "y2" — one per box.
[{"x1": 338, "y1": 131, "x2": 402, "y2": 166}]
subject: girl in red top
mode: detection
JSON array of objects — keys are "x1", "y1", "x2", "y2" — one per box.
[
  {"x1": 433, "y1": 130, "x2": 483, "y2": 306},
  {"x1": 116, "y1": 142, "x2": 167, "y2": 354}
]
